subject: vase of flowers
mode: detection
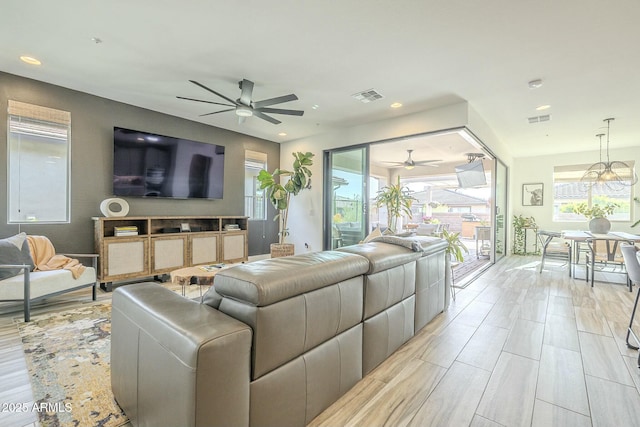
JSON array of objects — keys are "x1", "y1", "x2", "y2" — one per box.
[{"x1": 573, "y1": 202, "x2": 617, "y2": 234}]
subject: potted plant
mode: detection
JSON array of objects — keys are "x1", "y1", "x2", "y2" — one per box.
[
  {"x1": 257, "y1": 151, "x2": 314, "y2": 257},
  {"x1": 374, "y1": 176, "x2": 417, "y2": 233},
  {"x1": 512, "y1": 214, "x2": 537, "y2": 255},
  {"x1": 574, "y1": 202, "x2": 618, "y2": 234},
  {"x1": 442, "y1": 228, "x2": 469, "y2": 263}
]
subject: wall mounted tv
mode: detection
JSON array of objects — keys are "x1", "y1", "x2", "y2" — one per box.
[
  {"x1": 113, "y1": 127, "x2": 225, "y2": 199},
  {"x1": 455, "y1": 160, "x2": 487, "y2": 188}
]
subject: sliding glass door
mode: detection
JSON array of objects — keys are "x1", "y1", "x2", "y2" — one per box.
[
  {"x1": 323, "y1": 146, "x2": 369, "y2": 250},
  {"x1": 494, "y1": 159, "x2": 508, "y2": 261}
]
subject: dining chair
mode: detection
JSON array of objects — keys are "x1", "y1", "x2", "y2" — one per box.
[
  {"x1": 585, "y1": 237, "x2": 629, "y2": 287},
  {"x1": 537, "y1": 230, "x2": 571, "y2": 276},
  {"x1": 620, "y1": 243, "x2": 640, "y2": 368}
]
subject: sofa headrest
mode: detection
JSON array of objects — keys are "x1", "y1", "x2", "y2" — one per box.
[
  {"x1": 211, "y1": 251, "x2": 369, "y2": 306},
  {"x1": 337, "y1": 242, "x2": 422, "y2": 274}
]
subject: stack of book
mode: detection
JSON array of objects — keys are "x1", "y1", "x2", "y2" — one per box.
[
  {"x1": 114, "y1": 226, "x2": 139, "y2": 236},
  {"x1": 223, "y1": 224, "x2": 240, "y2": 231}
]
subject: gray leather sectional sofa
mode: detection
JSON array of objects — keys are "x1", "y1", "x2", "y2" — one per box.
[{"x1": 111, "y1": 237, "x2": 448, "y2": 427}]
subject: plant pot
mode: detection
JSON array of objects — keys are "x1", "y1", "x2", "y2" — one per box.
[
  {"x1": 588, "y1": 217, "x2": 611, "y2": 234},
  {"x1": 270, "y1": 243, "x2": 294, "y2": 258}
]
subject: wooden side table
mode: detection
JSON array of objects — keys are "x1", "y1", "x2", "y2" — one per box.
[{"x1": 170, "y1": 264, "x2": 231, "y2": 298}]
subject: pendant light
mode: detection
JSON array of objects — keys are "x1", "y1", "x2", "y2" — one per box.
[{"x1": 580, "y1": 118, "x2": 638, "y2": 191}]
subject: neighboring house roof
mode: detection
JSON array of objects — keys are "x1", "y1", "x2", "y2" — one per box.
[
  {"x1": 413, "y1": 188, "x2": 488, "y2": 206},
  {"x1": 554, "y1": 183, "x2": 630, "y2": 202}
]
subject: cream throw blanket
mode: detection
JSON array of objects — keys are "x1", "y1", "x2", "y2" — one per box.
[{"x1": 26, "y1": 235, "x2": 86, "y2": 279}]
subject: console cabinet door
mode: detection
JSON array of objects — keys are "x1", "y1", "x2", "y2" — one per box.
[
  {"x1": 104, "y1": 238, "x2": 149, "y2": 280},
  {"x1": 221, "y1": 232, "x2": 247, "y2": 263},
  {"x1": 151, "y1": 235, "x2": 188, "y2": 274},
  {"x1": 190, "y1": 233, "x2": 219, "y2": 265}
]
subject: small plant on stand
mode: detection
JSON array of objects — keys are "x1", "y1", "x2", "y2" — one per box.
[{"x1": 512, "y1": 214, "x2": 538, "y2": 255}]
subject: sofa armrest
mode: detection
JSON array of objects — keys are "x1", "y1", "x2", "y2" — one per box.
[
  {"x1": 0, "y1": 264, "x2": 31, "y2": 270},
  {"x1": 59, "y1": 253, "x2": 98, "y2": 269},
  {"x1": 111, "y1": 283, "x2": 252, "y2": 427}
]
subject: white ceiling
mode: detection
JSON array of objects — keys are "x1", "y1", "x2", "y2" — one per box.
[{"x1": 2, "y1": 0, "x2": 640, "y2": 160}]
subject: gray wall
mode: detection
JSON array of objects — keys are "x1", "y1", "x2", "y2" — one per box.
[{"x1": 0, "y1": 72, "x2": 280, "y2": 254}]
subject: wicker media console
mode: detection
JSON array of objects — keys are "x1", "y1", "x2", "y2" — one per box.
[{"x1": 93, "y1": 215, "x2": 248, "y2": 291}]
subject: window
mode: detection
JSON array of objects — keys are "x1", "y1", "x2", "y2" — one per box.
[
  {"x1": 553, "y1": 164, "x2": 632, "y2": 222},
  {"x1": 245, "y1": 150, "x2": 267, "y2": 220},
  {"x1": 7, "y1": 101, "x2": 71, "y2": 223}
]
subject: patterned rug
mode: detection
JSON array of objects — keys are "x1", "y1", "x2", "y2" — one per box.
[{"x1": 17, "y1": 302, "x2": 128, "y2": 427}]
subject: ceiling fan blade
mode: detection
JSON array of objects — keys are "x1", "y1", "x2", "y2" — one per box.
[
  {"x1": 199, "y1": 108, "x2": 235, "y2": 117},
  {"x1": 177, "y1": 96, "x2": 235, "y2": 107},
  {"x1": 189, "y1": 80, "x2": 238, "y2": 106},
  {"x1": 413, "y1": 159, "x2": 442, "y2": 165},
  {"x1": 257, "y1": 107, "x2": 304, "y2": 116},
  {"x1": 253, "y1": 110, "x2": 281, "y2": 125},
  {"x1": 381, "y1": 161, "x2": 405, "y2": 165},
  {"x1": 252, "y1": 94, "x2": 298, "y2": 109},
  {"x1": 239, "y1": 79, "x2": 254, "y2": 106}
]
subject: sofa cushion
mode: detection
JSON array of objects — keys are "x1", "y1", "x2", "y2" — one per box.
[
  {"x1": 0, "y1": 267, "x2": 96, "y2": 300},
  {"x1": 211, "y1": 251, "x2": 369, "y2": 306},
  {"x1": 0, "y1": 233, "x2": 34, "y2": 280}
]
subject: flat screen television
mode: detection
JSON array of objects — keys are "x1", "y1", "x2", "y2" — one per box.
[
  {"x1": 113, "y1": 127, "x2": 225, "y2": 199},
  {"x1": 455, "y1": 160, "x2": 487, "y2": 188}
]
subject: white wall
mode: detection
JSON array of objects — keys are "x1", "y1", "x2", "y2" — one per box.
[
  {"x1": 511, "y1": 146, "x2": 640, "y2": 240},
  {"x1": 281, "y1": 101, "x2": 515, "y2": 253}
]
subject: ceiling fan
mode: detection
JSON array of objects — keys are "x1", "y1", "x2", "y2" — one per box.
[
  {"x1": 383, "y1": 150, "x2": 441, "y2": 170},
  {"x1": 177, "y1": 79, "x2": 304, "y2": 125}
]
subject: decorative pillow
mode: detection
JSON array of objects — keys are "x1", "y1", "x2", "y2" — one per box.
[
  {"x1": 0, "y1": 233, "x2": 35, "y2": 280},
  {"x1": 361, "y1": 226, "x2": 383, "y2": 243}
]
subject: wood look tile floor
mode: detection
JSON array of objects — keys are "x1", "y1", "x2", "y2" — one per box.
[{"x1": 1, "y1": 256, "x2": 640, "y2": 427}]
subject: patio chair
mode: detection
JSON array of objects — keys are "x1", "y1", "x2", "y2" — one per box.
[
  {"x1": 585, "y1": 237, "x2": 630, "y2": 287},
  {"x1": 537, "y1": 230, "x2": 571, "y2": 276},
  {"x1": 620, "y1": 243, "x2": 640, "y2": 368}
]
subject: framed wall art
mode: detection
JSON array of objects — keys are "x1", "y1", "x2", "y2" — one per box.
[{"x1": 522, "y1": 183, "x2": 543, "y2": 206}]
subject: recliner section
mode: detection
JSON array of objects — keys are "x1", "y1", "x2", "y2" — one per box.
[{"x1": 111, "y1": 240, "x2": 449, "y2": 427}]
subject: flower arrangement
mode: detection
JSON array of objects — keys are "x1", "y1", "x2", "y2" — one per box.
[{"x1": 573, "y1": 202, "x2": 617, "y2": 219}]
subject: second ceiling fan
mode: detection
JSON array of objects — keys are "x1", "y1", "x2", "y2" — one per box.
[
  {"x1": 384, "y1": 150, "x2": 441, "y2": 170},
  {"x1": 178, "y1": 79, "x2": 304, "y2": 124}
]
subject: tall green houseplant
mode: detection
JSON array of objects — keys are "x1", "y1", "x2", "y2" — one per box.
[
  {"x1": 374, "y1": 176, "x2": 416, "y2": 233},
  {"x1": 257, "y1": 151, "x2": 314, "y2": 244}
]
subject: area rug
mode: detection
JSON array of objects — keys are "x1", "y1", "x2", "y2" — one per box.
[{"x1": 17, "y1": 302, "x2": 128, "y2": 427}]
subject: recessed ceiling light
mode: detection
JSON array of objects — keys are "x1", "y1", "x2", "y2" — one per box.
[
  {"x1": 311, "y1": 104, "x2": 319, "y2": 110},
  {"x1": 91, "y1": 37, "x2": 103, "y2": 44},
  {"x1": 536, "y1": 105, "x2": 551, "y2": 111},
  {"x1": 278, "y1": 132, "x2": 287, "y2": 137},
  {"x1": 390, "y1": 102, "x2": 403, "y2": 108},
  {"x1": 20, "y1": 56, "x2": 41, "y2": 65}
]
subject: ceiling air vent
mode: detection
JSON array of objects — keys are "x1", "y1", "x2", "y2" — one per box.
[
  {"x1": 351, "y1": 89, "x2": 384, "y2": 103},
  {"x1": 528, "y1": 114, "x2": 551, "y2": 124}
]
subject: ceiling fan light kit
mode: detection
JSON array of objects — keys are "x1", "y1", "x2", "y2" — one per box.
[
  {"x1": 235, "y1": 106, "x2": 253, "y2": 117},
  {"x1": 178, "y1": 78, "x2": 304, "y2": 125},
  {"x1": 580, "y1": 118, "x2": 638, "y2": 191}
]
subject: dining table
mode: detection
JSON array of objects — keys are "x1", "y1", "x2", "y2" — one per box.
[{"x1": 561, "y1": 230, "x2": 640, "y2": 280}]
